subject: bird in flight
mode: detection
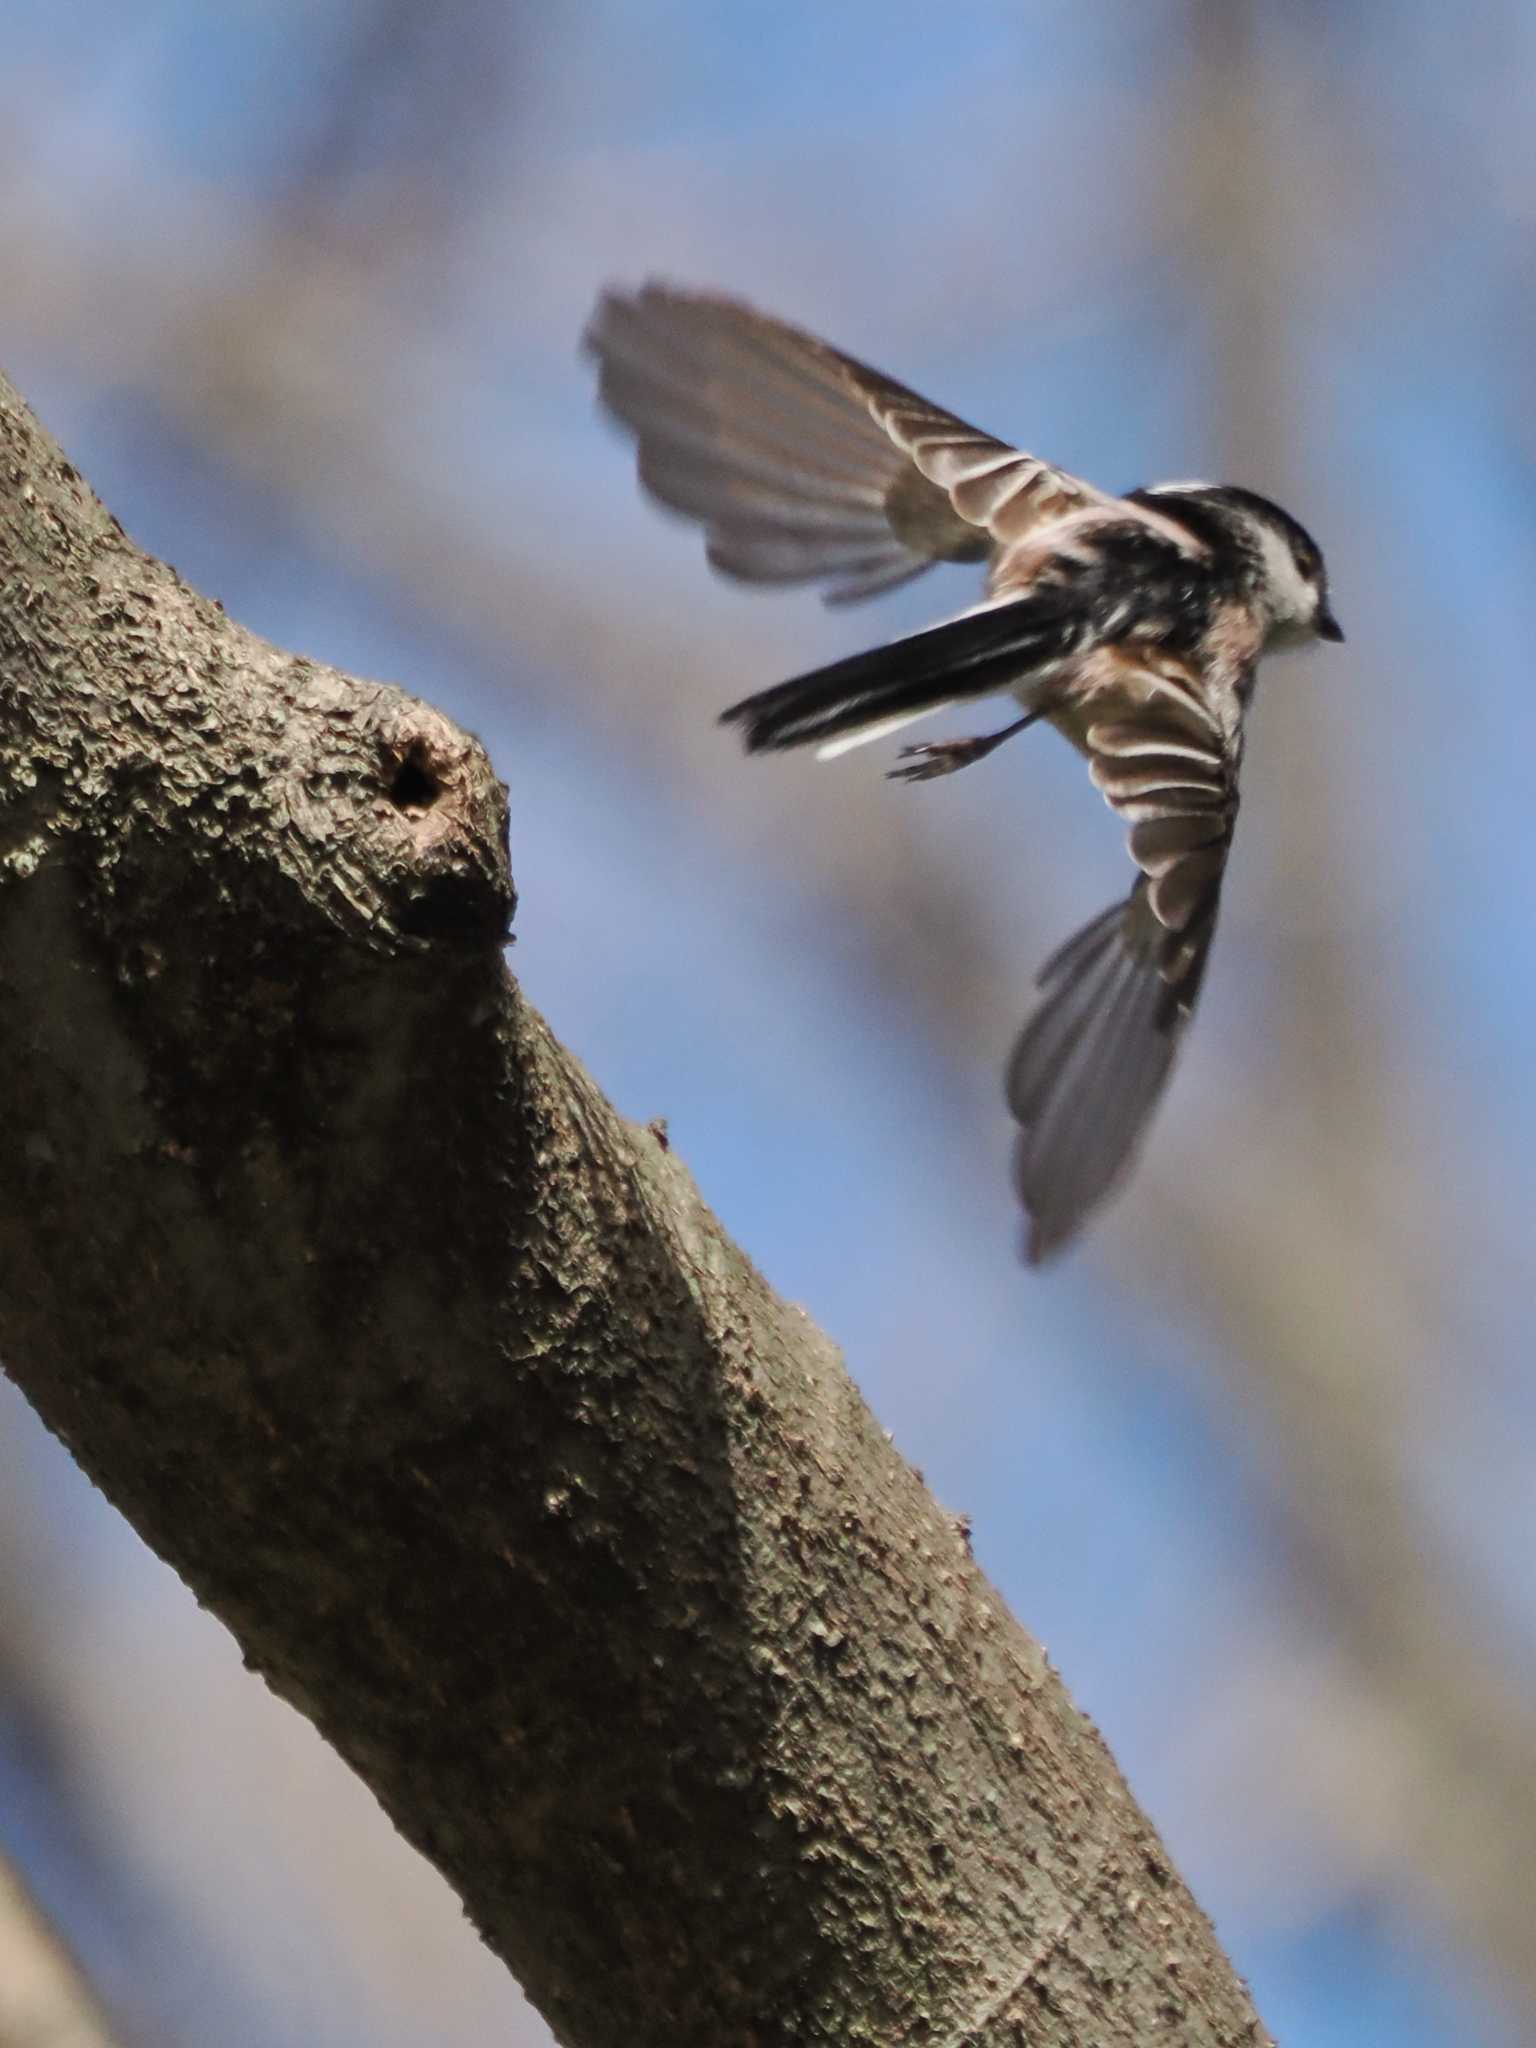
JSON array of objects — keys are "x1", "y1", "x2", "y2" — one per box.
[{"x1": 584, "y1": 284, "x2": 1343, "y2": 1261}]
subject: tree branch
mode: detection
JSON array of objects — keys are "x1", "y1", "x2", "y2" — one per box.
[
  {"x1": 0, "y1": 369, "x2": 1271, "y2": 2047},
  {"x1": 0, "y1": 1848, "x2": 126, "y2": 2048}
]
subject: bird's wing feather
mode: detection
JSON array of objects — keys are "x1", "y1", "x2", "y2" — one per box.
[
  {"x1": 584, "y1": 284, "x2": 1111, "y2": 606},
  {"x1": 1007, "y1": 651, "x2": 1244, "y2": 1260},
  {"x1": 1086, "y1": 656, "x2": 1241, "y2": 940}
]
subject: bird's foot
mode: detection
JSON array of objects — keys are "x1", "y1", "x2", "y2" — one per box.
[
  {"x1": 887, "y1": 736, "x2": 997, "y2": 782},
  {"x1": 886, "y1": 712, "x2": 1040, "y2": 783},
  {"x1": 884, "y1": 708, "x2": 1040, "y2": 778}
]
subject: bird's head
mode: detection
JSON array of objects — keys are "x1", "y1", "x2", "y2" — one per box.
[
  {"x1": 1227, "y1": 486, "x2": 1344, "y2": 649},
  {"x1": 1205, "y1": 485, "x2": 1344, "y2": 648},
  {"x1": 1140, "y1": 482, "x2": 1344, "y2": 650}
]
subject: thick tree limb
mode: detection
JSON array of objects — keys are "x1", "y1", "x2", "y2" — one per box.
[{"x1": 0, "y1": 369, "x2": 1271, "y2": 2047}]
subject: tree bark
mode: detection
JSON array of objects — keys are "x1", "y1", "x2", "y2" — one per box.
[{"x1": 0, "y1": 368, "x2": 1272, "y2": 2048}]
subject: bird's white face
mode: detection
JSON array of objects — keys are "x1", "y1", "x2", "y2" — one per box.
[
  {"x1": 1250, "y1": 511, "x2": 1337, "y2": 648},
  {"x1": 1139, "y1": 481, "x2": 1342, "y2": 650}
]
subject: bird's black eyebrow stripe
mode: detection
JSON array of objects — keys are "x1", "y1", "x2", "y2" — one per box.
[{"x1": 1122, "y1": 487, "x2": 1231, "y2": 553}]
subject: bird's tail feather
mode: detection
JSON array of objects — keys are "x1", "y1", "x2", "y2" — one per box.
[{"x1": 720, "y1": 599, "x2": 1070, "y2": 754}]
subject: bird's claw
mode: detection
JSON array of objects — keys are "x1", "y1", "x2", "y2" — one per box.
[{"x1": 887, "y1": 738, "x2": 990, "y2": 783}]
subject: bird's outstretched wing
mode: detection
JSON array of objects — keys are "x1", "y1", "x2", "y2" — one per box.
[
  {"x1": 1006, "y1": 654, "x2": 1245, "y2": 1262},
  {"x1": 585, "y1": 284, "x2": 1111, "y2": 606}
]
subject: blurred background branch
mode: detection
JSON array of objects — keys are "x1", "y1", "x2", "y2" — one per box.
[{"x1": 0, "y1": 1850, "x2": 123, "y2": 2048}]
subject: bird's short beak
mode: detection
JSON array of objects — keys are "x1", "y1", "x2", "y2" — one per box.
[{"x1": 1316, "y1": 606, "x2": 1345, "y2": 643}]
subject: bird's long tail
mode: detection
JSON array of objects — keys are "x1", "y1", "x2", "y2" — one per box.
[{"x1": 719, "y1": 598, "x2": 1071, "y2": 757}]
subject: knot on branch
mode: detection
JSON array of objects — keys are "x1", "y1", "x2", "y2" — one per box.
[{"x1": 366, "y1": 701, "x2": 514, "y2": 947}]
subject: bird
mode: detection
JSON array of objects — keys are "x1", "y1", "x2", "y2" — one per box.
[{"x1": 583, "y1": 283, "x2": 1343, "y2": 1262}]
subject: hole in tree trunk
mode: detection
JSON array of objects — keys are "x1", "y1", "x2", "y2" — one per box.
[{"x1": 389, "y1": 743, "x2": 440, "y2": 813}]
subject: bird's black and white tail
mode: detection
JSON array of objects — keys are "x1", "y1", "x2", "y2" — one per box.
[
  {"x1": 1005, "y1": 884, "x2": 1216, "y2": 1262},
  {"x1": 719, "y1": 597, "x2": 1073, "y2": 757}
]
